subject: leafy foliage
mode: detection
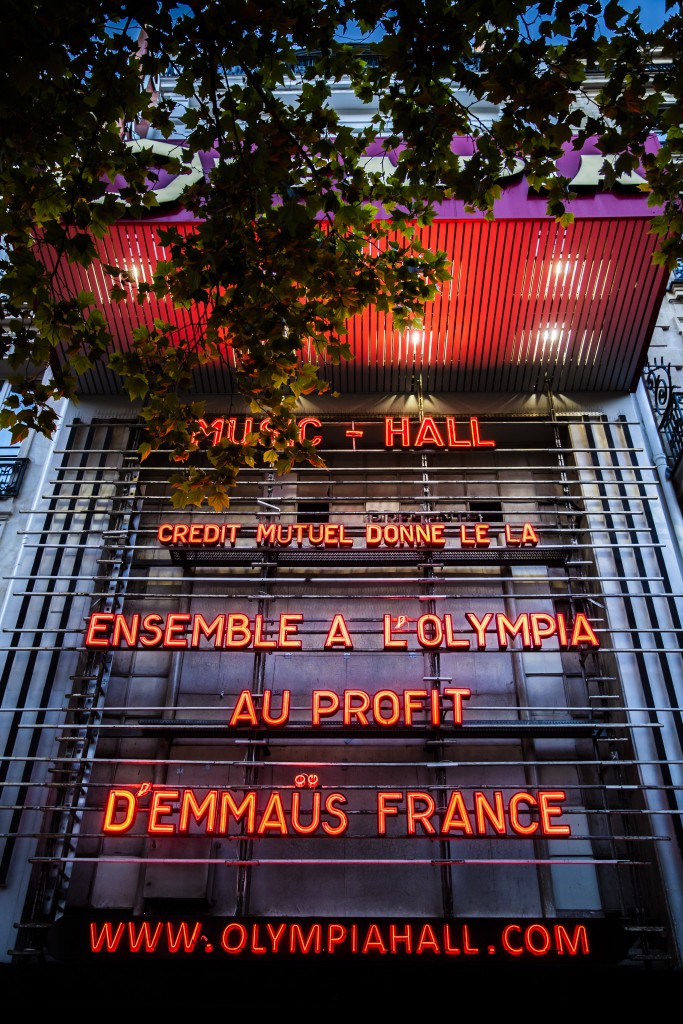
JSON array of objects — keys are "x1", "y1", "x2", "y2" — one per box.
[{"x1": 0, "y1": 1, "x2": 680, "y2": 508}]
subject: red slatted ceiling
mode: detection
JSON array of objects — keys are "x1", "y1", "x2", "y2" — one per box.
[
  {"x1": 326, "y1": 218, "x2": 667, "y2": 395},
  {"x1": 40, "y1": 217, "x2": 667, "y2": 395}
]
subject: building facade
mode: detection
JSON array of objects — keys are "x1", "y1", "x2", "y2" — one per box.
[{"x1": 1, "y1": 88, "x2": 683, "y2": 974}]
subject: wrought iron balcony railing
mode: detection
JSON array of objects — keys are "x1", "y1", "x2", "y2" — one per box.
[
  {"x1": 0, "y1": 457, "x2": 28, "y2": 499},
  {"x1": 643, "y1": 361, "x2": 683, "y2": 477}
]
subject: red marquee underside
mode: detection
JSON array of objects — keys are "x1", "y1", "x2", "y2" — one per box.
[{"x1": 38, "y1": 215, "x2": 667, "y2": 396}]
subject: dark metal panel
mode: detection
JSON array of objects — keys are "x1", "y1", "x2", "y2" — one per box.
[{"x1": 166, "y1": 546, "x2": 570, "y2": 568}]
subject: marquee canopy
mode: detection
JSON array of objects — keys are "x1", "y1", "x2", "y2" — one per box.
[{"x1": 40, "y1": 137, "x2": 668, "y2": 396}]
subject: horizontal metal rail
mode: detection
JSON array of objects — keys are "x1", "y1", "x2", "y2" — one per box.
[
  {"x1": 5, "y1": 702, "x2": 680, "y2": 714},
  {"x1": 3, "y1": 572, "x2": 660, "y2": 583},
  {"x1": 27, "y1": 856, "x2": 649, "y2": 867},
  {"x1": 0, "y1": 831, "x2": 664, "y2": 842},
  {"x1": 0, "y1": 591, "x2": 605, "y2": 600},
  {"x1": 6, "y1": 780, "x2": 683, "y2": 796},
  {"x1": 17, "y1": 543, "x2": 668, "y2": 555},
  {"x1": 2, "y1": 755, "x2": 682, "y2": 768}
]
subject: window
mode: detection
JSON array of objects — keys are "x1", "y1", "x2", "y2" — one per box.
[{"x1": 0, "y1": 382, "x2": 27, "y2": 499}]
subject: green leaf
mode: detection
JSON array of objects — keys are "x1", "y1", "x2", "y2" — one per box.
[{"x1": 0, "y1": 0, "x2": 677, "y2": 506}]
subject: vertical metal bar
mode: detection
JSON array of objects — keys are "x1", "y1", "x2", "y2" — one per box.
[
  {"x1": 235, "y1": 469, "x2": 276, "y2": 917},
  {"x1": 419, "y1": 446, "x2": 454, "y2": 917}
]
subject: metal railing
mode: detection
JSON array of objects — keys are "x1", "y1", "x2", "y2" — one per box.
[
  {"x1": 0, "y1": 457, "x2": 28, "y2": 499},
  {"x1": 643, "y1": 361, "x2": 683, "y2": 476}
]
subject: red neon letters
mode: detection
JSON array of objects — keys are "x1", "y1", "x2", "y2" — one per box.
[
  {"x1": 88, "y1": 918, "x2": 590, "y2": 958},
  {"x1": 382, "y1": 612, "x2": 599, "y2": 650},
  {"x1": 384, "y1": 416, "x2": 495, "y2": 449},
  {"x1": 103, "y1": 786, "x2": 569, "y2": 838},
  {"x1": 85, "y1": 612, "x2": 304, "y2": 649},
  {"x1": 191, "y1": 416, "x2": 495, "y2": 451},
  {"x1": 84, "y1": 610, "x2": 598, "y2": 650}
]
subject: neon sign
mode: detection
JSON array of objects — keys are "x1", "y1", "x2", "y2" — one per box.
[
  {"x1": 191, "y1": 415, "x2": 496, "y2": 450},
  {"x1": 70, "y1": 408, "x2": 615, "y2": 971},
  {"x1": 164, "y1": 686, "x2": 471, "y2": 728},
  {"x1": 102, "y1": 783, "x2": 570, "y2": 839},
  {"x1": 156, "y1": 521, "x2": 540, "y2": 548},
  {"x1": 84, "y1": 609, "x2": 598, "y2": 650},
  {"x1": 47, "y1": 913, "x2": 630, "y2": 962}
]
